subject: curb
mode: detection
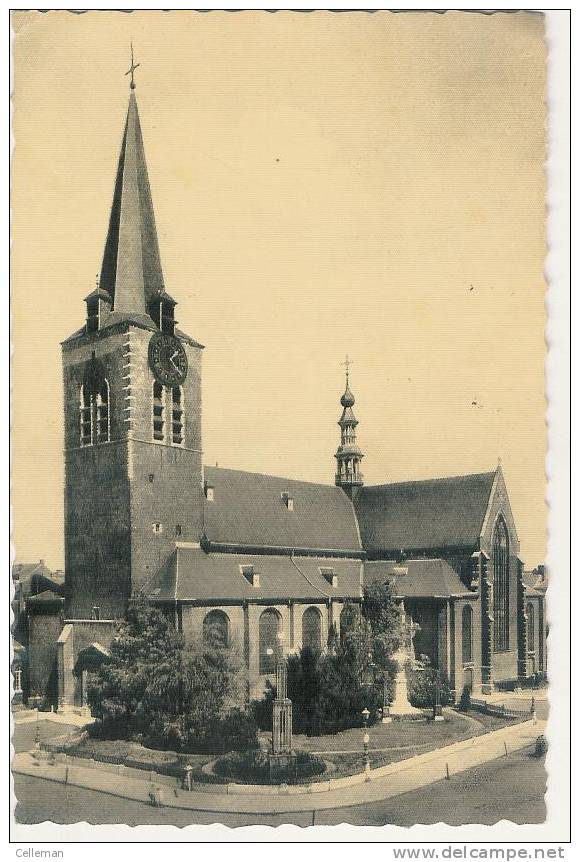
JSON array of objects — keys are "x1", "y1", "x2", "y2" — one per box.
[{"x1": 13, "y1": 719, "x2": 544, "y2": 815}]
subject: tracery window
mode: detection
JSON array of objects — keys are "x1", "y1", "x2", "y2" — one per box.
[
  {"x1": 203, "y1": 610, "x2": 230, "y2": 647},
  {"x1": 259, "y1": 608, "x2": 281, "y2": 674},
  {"x1": 462, "y1": 605, "x2": 473, "y2": 664},
  {"x1": 302, "y1": 606, "x2": 322, "y2": 652},
  {"x1": 493, "y1": 517, "x2": 510, "y2": 652},
  {"x1": 526, "y1": 603, "x2": 535, "y2": 652}
]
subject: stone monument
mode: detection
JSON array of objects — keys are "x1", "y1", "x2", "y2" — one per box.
[{"x1": 389, "y1": 601, "x2": 423, "y2": 718}]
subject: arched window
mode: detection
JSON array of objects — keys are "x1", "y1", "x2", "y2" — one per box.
[
  {"x1": 96, "y1": 380, "x2": 110, "y2": 443},
  {"x1": 526, "y1": 603, "x2": 535, "y2": 652},
  {"x1": 171, "y1": 386, "x2": 184, "y2": 446},
  {"x1": 259, "y1": 608, "x2": 281, "y2": 674},
  {"x1": 462, "y1": 605, "x2": 473, "y2": 664},
  {"x1": 203, "y1": 609, "x2": 230, "y2": 647},
  {"x1": 302, "y1": 607, "x2": 322, "y2": 652},
  {"x1": 80, "y1": 379, "x2": 109, "y2": 446},
  {"x1": 153, "y1": 381, "x2": 165, "y2": 442},
  {"x1": 80, "y1": 385, "x2": 92, "y2": 447},
  {"x1": 340, "y1": 604, "x2": 359, "y2": 638},
  {"x1": 493, "y1": 517, "x2": 510, "y2": 651}
]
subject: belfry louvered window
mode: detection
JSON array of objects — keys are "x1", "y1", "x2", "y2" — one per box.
[
  {"x1": 171, "y1": 386, "x2": 184, "y2": 445},
  {"x1": 80, "y1": 379, "x2": 109, "y2": 446},
  {"x1": 80, "y1": 385, "x2": 93, "y2": 447},
  {"x1": 95, "y1": 380, "x2": 110, "y2": 443},
  {"x1": 492, "y1": 517, "x2": 510, "y2": 652},
  {"x1": 153, "y1": 381, "x2": 165, "y2": 442}
]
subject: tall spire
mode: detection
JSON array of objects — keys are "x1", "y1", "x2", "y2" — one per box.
[
  {"x1": 335, "y1": 356, "x2": 364, "y2": 493},
  {"x1": 98, "y1": 56, "x2": 165, "y2": 318}
]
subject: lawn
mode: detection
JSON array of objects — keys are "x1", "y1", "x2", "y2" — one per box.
[
  {"x1": 41, "y1": 709, "x2": 521, "y2": 784},
  {"x1": 283, "y1": 709, "x2": 520, "y2": 778}
]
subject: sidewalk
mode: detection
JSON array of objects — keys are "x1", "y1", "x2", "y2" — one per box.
[
  {"x1": 13, "y1": 709, "x2": 93, "y2": 728},
  {"x1": 12, "y1": 718, "x2": 544, "y2": 815}
]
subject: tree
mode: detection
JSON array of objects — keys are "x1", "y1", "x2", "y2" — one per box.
[
  {"x1": 88, "y1": 594, "x2": 254, "y2": 752},
  {"x1": 88, "y1": 594, "x2": 184, "y2": 737}
]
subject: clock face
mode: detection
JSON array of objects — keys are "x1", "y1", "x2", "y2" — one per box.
[{"x1": 148, "y1": 332, "x2": 188, "y2": 387}]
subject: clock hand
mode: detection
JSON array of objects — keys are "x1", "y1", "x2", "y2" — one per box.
[{"x1": 169, "y1": 350, "x2": 181, "y2": 371}]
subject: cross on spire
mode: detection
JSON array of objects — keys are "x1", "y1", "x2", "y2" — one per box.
[
  {"x1": 125, "y1": 42, "x2": 140, "y2": 90},
  {"x1": 342, "y1": 354, "x2": 353, "y2": 384}
]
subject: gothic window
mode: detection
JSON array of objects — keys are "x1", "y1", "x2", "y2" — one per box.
[
  {"x1": 493, "y1": 517, "x2": 510, "y2": 652},
  {"x1": 96, "y1": 380, "x2": 110, "y2": 443},
  {"x1": 153, "y1": 381, "x2": 165, "y2": 442},
  {"x1": 80, "y1": 385, "x2": 92, "y2": 447},
  {"x1": 203, "y1": 609, "x2": 230, "y2": 647},
  {"x1": 302, "y1": 606, "x2": 322, "y2": 652},
  {"x1": 526, "y1": 603, "x2": 535, "y2": 652},
  {"x1": 91, "y1": 606, "x2": 100, "y2": 621},
  {"x1": 13, "y1": 668, "x2": 22, "y2": 692},
  {"x1": 171, "y1": 386, "x2": 184, "y2": 446},
  {"x1": 462, "y1": 605, "x2": 473, "y2": 664},
  {"x1": 259, "y1": 608, "x2": 281, "y2": 674}
]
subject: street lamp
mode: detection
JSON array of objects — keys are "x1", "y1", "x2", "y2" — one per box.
[
  {"x1": 361, "y1": 708, "x2": 371, "y2": 780},
  {"x1": 433, "y1": 671, "x2": 444, "y2": 721}
]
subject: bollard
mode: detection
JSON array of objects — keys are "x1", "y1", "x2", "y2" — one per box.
[
  {"x1": 445, "y1": 762, "x2": 450, "y2": 780},
  {"x1": 504, "y1": 741, "x2": 508, "y2": 757}
]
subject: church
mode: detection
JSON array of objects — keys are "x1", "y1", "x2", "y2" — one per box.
[{"x1": 24, "y1": 76, "x2": 546, "y2": 711}]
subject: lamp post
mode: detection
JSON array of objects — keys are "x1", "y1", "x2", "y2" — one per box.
[
  {"x1": 34, "y1": 707, "x2": 40, "y2": 751},
  {"x1": 382, "y1": 674, "x2": 392, "y2": 724},
  {"x1": 433, "y1": 671, "x2": 444, "y2": 721},
  {"x1": 361, "y1": 707, "x2": 371, "y2": 780}
]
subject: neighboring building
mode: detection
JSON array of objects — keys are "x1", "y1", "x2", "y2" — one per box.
[
  {"x1": 12, "y1": 561, "x2": 65, "y2": 704},
  {"x1": 26, "y1": 76, "x2": 542, "y2": 709},
  {"x1": 523, "y1": 565, "x2": 548, "y2": 682}
]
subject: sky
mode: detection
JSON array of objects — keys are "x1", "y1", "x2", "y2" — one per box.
[{"x1": 11, "y1": 10, "x2": 547, "y2": 569}]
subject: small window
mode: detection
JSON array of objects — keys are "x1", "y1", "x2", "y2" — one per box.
[
  {"x1": 240, "y1": 564, "x2": 259, "y2": 587},
  {"x1": 13, "y1": 668, "x2": 22, "y2": 693},
  {"x1": 204, "y1": 483, "x2": 214, "y2": 502},
  {"x1": 148, "y1": 474, "x2": 154, "y2": 483},
  {"x1": 153, "y1": 522, "x2": 163, "y2": 534},
  {"x1": 86, "y1": 299, "x2": 99, "y2": 333},
  {"x1": 175, "y1": 525, "x2": 182, "y2": 537},
  {"x1": 91, "y1": 606, "x2": 100, "y2": 621},
  {"x1": 281, "y1": 492, "x2": 294, "y2": 511}
]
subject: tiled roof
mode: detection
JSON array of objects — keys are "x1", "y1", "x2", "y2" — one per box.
[
  {"x1": 26, "y1": 589, "x2": 64, "y2": 606},
  {"x1": 152, "y1": 548, "x2": 362, "y2": 602},
  {"x1": 203, "y1": 467, "x2": 362, "y2": 553},
  {"x1": 354, "y1": 471, "x2": 496, "y2": 554},
  {"x1": 364, "y1": 559, "x2": 473, "y2": 598}
]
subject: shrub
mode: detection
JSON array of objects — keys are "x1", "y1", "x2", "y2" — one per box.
[
  {"x1": 213, "y1": 749, "x2": 326, "y2": 784},
  {"x1": 534, "y1": 734, "x2": 548, "y2": 757},
  {"x1": 408, "y1": 664, "x2": 452, "y2": 709},
  {"x1": 458, "y1": 685, "x2": 472, "y2": 712}
]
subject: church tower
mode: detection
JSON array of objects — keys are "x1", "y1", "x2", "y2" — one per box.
[
  {"x1": 62, "y1": 65, "x2": 204, "y2": 619},
  {"x1": 334, "y1": 357, "x2": 364, "y2": 496}
]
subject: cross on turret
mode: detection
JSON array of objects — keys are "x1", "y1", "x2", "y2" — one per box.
[
  {"x1": 125, "y1": 42, "x2": 140, "y2": 90},
  {"x1": 334, "y1": 356, "x2": 364, "y2": 493}
]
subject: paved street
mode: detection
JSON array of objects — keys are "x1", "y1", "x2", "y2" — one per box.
[{"x1": 13, "y1": 745, "x2": 546, "y2": 827}]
